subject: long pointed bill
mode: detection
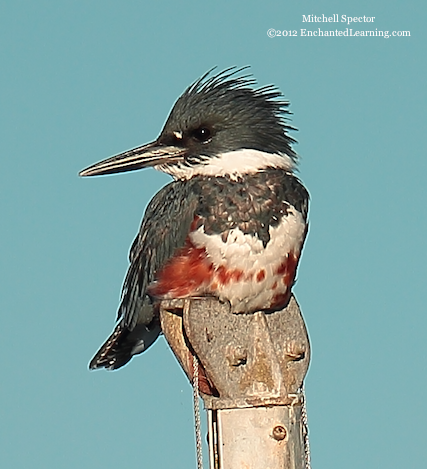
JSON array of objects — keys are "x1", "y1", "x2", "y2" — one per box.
[{"x1": 79, "y1": 141, "x2": 187, "y2": 177}]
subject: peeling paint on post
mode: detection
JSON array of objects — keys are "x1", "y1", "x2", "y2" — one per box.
[
  {"x1": 213, "y1": 406, "x2": 304, "y2": 469},
  {"x1": 160, "y1": 296, "x2": 311, "y2": 469}
]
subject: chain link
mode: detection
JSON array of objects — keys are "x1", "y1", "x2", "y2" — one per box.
[
  {"x1": 301, "y1": 385, "x2": 312, "y2": 469},
  {"x1": 193, "y1": 354, "x2": 203, "y2": 469}
]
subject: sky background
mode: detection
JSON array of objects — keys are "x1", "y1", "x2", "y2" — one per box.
[{"x1": 1, "y1": 1, "x2": 425, "y2": 468}]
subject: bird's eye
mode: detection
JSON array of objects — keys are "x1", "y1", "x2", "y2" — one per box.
[{"x1": 192, "y1": 127, "x2": 211, "y2": 142}]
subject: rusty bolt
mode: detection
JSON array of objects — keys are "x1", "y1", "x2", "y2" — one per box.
[
  {"x1": 226, "y1": 345, "x2": 247, "y2": 367},
  {"x1": 272, "y1": 425, "x2": 287, "y2": 441},
  {"x1": 284, "y1": 341, "x2": 306, "y2": 362}
]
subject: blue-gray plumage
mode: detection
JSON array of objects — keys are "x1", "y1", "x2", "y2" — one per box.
[{"x1": 80, "y1": 68, "x2": 309, "y2": 374}]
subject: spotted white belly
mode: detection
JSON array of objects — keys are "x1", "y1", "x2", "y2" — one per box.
[{"x1": 190, "y1": 205, "x2": 307, "y2": 312}]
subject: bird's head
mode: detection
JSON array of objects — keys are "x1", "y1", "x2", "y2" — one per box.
[{"x1": 79, "y1": 67, "x2": 298, "y2": 180}]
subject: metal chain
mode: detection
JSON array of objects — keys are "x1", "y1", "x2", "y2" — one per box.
[
  {"x1": 301, "y1": 385, "x2": 312, "y2": 469},
  {"x1": 193, "y1": 354, "x2": 203, "y2": 469}
]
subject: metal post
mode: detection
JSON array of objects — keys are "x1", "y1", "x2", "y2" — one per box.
[{"x1": 160, "y1": 296, "x2": 311, "y2": 469}]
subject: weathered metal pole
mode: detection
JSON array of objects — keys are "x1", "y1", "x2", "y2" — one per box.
[{"x1": 160, "y1": 296, "x2": 311, "y2": 469}]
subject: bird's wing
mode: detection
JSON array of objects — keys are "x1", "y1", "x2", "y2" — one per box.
[
  {"x1": 89, "y1": 180, "x2": 200, "y2": 370},
  {"x1": 118, "y1": 179, "x2": 200, "y2": 330}
]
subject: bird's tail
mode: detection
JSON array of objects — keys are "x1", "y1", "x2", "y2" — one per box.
[{"x1": 89, "y1": 317, "x2": 161, "y2": 370}]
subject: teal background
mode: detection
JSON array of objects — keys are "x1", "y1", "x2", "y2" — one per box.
[{"x1": 1, "y1": 1, "x2": 425, "y2": 468}]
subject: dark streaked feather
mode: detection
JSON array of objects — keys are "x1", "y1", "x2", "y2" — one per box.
[
  {"x1": 89, "y1": 181, "x2": 199, "y2": 370},
  {"x1": 119, "y1": 181, "x2": 200, "y2": 330}
]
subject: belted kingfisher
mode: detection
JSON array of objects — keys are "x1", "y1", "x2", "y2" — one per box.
[{"x1": 80, "y1": 67, "x2": 309, "y2": 375}]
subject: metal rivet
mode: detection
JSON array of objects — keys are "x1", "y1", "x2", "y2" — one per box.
[
  {"x1": 272, "y1": 425, "x2": 287, "y2": 441},
  {"x1": 226, "y1": 345, "x2": 247, "y2": 367}
]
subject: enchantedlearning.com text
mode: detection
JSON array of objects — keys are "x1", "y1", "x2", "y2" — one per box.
[{"x1": 267, "y1": 28, "x2": 410, "y2": 39}]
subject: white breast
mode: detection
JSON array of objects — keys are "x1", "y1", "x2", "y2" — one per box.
[{"x1": 189, "y1": 206, "x2": 306, "y2": 312}]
